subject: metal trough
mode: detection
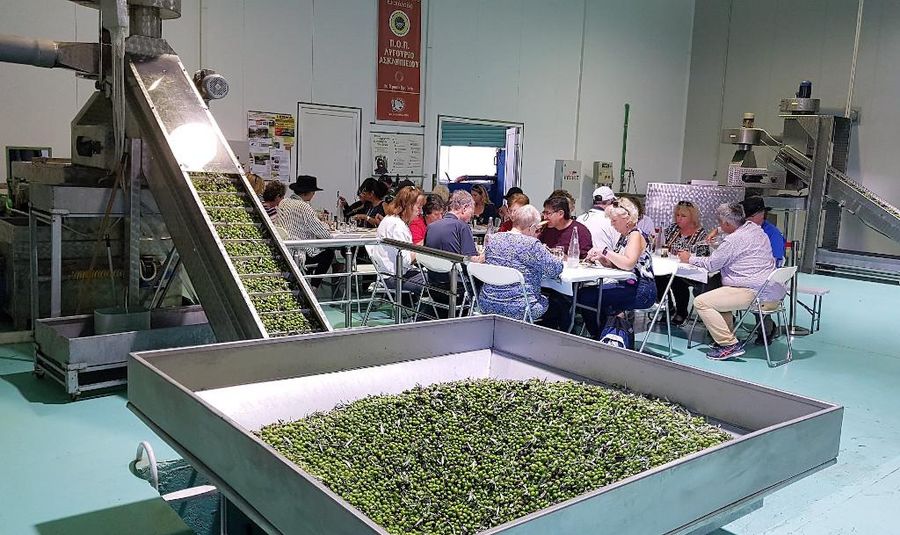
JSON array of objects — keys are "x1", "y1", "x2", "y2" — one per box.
[
  {"x1": 36, "y1": 305, "x2": 215, "y2": 398},
  {"x1": 128, "y1": 316, "x2": 843, "y2": 534}
]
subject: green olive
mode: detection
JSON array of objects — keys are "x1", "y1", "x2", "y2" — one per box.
[{"x1": 256, "y1": 379, "x2": 731, "y2": 535}]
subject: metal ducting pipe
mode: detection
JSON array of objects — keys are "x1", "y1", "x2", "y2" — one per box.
[
  {"x1": 0, "y1": 34, "x2": 58, "y2": 68},
  {"x1": 130, "y1": 5, "x2": 163, "y2": 38}
]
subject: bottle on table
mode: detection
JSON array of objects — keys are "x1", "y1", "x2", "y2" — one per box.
[
  {"x1": 567, "y1": 226, "x2": 580, "y2": 268},
  {"x1": 484, "y1": 218, "x2": 496, "y2": 246}
]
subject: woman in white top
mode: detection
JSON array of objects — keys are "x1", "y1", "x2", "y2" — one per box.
[{"x1": 371, "y1": 186, "x2": 426, "y2": 293}]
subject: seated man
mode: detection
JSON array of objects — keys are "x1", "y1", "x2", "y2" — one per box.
[
  {"x1": 424, "y1": 190, "x2": 482, "y2": 309},
  {"x1": 677, "y1": 202, "x2": 785, "y2": 361},
  {"x1": 274, "y1": 175, "x2": 334, "y2": 288},
  {"x1": 576, "y1": 186, "x2": 618, "y2": 251},
  {"x1": 742, "y1": 196, "x2": 786, "y2": 265},
  {"x1": 538, "y1": 196, "x2": 592, "y2": 258},
  {"x1": 740, "y1": 196, "x2": 787, "y2": 344}
]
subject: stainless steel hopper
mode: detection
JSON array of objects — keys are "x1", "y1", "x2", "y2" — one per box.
[{"x1": 129, "y1": 316, "x2": 843, "y2": 535}]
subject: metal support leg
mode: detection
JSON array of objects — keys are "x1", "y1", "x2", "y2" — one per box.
[
  {"x1": 787, "y1": 240, "x2": 810, "y2": 336},
  {"x1": 127, "y1": 139, "x2": 143, "y2": 308},
  {"x1": 448, "y1": 267, "x2": 458, "y2": 319},
  {"x1": 29, "y1": 207, "x2": 39, "y2": 329},
  {"x1": 394, "y1": 251, "x2": 404, "y2": 324},
  {"x1": 640, "y1": 271, "x2": 676, "y2": 357},
  {"x1": 50, "y1": 211, "x2": 63, "y2": 317},
  {"x1": 343, "y1": 246, "x2": 353, "y2": 328}
]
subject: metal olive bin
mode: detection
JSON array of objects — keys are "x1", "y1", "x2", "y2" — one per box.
[{"x1": 128, "y1": 316, "x2": 843, "y2": 535}]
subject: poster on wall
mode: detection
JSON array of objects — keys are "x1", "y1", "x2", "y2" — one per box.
[
  {"x1": 370, "y1": 132, "x2": 424, "y2": 180},
  {"x1": 247, "y1": 110, "x2": 295, "y2": 181},
  {"x1": 375, "y1": 0, "x2": 422, "y2": 123}
]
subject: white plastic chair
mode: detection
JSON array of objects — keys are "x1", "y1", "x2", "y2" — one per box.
[
  {"x1": 467, "y1": 262, "x2": 533, "y2": 323},
  {"x1": 414, "y1": 253, "x2": 472, "y2": 320},
  {"x1": 361, "y1": 244, "x2": 414, "y2": 325},
  {"x1": 731, "y1": 266, "x2": 798, "y2": 367}
]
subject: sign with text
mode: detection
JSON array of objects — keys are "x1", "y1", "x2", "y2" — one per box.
[{"x1": 376, "y1": 0, "x2": 422, "y2": 123}]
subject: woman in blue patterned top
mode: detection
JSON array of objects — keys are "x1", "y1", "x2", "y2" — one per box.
[
  {"x1": 478, "y1": 205, "x2": 563, "y2": 320},
  {"x1": 578, "y1": 197, "x2": 656, "y2": 339}
]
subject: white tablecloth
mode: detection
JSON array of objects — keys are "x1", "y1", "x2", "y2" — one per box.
[{"x1": 542, "y1": 264, "x2": 633, "y2": 296}]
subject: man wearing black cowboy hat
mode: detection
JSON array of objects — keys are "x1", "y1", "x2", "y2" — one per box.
[
  {"x1": 741, "y1": 196, "x2": 786, "y2": 266},
  {"x1": 273, "y1": 175, "x2": 334, "y2": 287}
]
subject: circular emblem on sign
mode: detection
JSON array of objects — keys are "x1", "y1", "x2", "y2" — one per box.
[
  {"x1": 390, "y1": 10, "x2": 410, "y2": 37},
  {"x1": 391, "y1": 98, "x2": 406, "y2": 113}
]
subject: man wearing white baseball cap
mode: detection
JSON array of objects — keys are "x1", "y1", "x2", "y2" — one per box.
[{"x1": 577, "y1": 186, "x2": 619, "y2": 251}]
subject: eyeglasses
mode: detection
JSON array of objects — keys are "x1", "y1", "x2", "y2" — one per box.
[
  {"x1": 677, "y1": 200, "x2": 694, "y2": 207},
  {"x1": 541, "y1": 209, "x2": 560, "y2": 216}
]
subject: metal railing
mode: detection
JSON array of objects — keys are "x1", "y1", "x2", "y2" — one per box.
[
  {"x1": 281, "y1": 237, "x2": 471, "y2": 327},
  {"x1": 380, "y1": 238, "x2": 471, "y2": 323}
]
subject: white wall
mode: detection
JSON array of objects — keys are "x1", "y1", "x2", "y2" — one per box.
[
  {"x1": 0, "y1": 0, "x2": 696, "y2": 210},
  {"x1": 683, "y1": 0, "x2": 900, "y2": 255}
]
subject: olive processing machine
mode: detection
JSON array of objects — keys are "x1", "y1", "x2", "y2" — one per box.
[
  {"x1": 721, "y1": 82, "x2": 900, "y2": 280},
  {"x1": 0, "y1": 0, "x2": 330, "y2": 395}
]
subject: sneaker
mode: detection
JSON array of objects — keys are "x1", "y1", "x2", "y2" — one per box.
[{"x1": 706, "y1": 343, "x2": 745, "y2": 360}]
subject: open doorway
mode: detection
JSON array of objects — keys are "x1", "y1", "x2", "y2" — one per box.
[{"x1": 436, "y1": 116, "x2": 523, "y2": 207}]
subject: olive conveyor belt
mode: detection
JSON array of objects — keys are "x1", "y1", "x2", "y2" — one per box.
[{"x1": 125, "y1": 52, "x2": 330, "y2": 341}]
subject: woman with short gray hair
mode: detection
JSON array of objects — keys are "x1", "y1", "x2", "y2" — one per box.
[{"x1": 477, "y1": 205, "x2": 563, "y2": 320}]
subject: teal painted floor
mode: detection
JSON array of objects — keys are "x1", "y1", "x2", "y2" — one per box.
[{"x1": 1, "y1": 273, "x2": 898, "y2": 534}]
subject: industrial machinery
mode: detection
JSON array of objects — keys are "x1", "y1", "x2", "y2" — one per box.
[
  {"x1": 721, "y1": 82, "x2": 900, "y2": 278},
  {"x1": 592, "y1": 160, "x2": 614, "y2": 188},
  {"x1": 0, "y1": 0, "x2": 330, "y2": 395},
  {"x1": 554, "y1": 159, "x2": 588, "y2": 212},
  {"x1": 129, "y1": 316, "x2": 843, "y2": 534}
]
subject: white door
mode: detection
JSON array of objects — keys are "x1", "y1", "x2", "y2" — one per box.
[
  {"x1": 504, "y1": 126, "x2": 522, "y2": 191},
  {"x1": 297, "y1": 103, "x2": 361, "y2": 212}
]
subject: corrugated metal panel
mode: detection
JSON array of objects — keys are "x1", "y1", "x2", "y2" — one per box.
[{"x1": 440, "y1": 122, "x2": 507, "y2": 147}]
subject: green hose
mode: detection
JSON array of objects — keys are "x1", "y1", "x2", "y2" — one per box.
[{"x1": 620, "y1": 103, "x2": 630, "y2": 192}]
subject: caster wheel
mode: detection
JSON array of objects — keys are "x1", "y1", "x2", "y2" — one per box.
[
  {"x1": 70, "y1": 391, "x2": 81, "y2": 401},
  {"x1": 33, "y1": 369, "x2": 45, "y2": 379}
]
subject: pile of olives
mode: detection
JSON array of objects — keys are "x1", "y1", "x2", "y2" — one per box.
[
  {"x1": 223, "y1": 240, "x2": 275, "y2": 258},
  {"x1": 215, "y1": 224, "x2": 267, "y2": 240},
  {"x1": 241, "y1": 276, "x2": 294, "y2": 294},
  {"x1": 260, "y1": 310, "x2": 312, "y2": 334},
  {"x1": 198, "y1": 192, "x2": 250, "y2": 208},
  {"x1": 205, "y1": 207, "x2": 255, "y2": 224},
  {"x1": 258, "y1": 379, "x2": 730, "y2": 535},
  {"x1": 250, "y1": 292, "x2": 303, "y2": 313}
]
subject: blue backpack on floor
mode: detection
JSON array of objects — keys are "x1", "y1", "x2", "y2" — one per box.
[{"x1": 599, "y1": 315, "x2": 634, "y2": 350}]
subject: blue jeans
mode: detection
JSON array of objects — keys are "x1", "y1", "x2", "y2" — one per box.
[{"x1": 578, "y1": 277, "x2": 656, "y2": 339}]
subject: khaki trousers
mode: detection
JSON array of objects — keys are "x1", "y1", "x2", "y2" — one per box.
[{"x1": 693, "y1": 286, "x2": 757, "y2": 346}]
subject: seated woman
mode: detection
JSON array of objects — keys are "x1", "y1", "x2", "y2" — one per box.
[
  {"x1": 409, "y1": 193, "x2": 446, "y2": 245},
  {"x1": 352, "y1": 179, "x2": 389, "y2": 228},
  {"x1": 578, "y1": 197, "x2": 657, "y2": 339},
  {"x1": 471, "y1": 184, "x2": 499, "y2": 225},
  {"x1": 655, "y1": 200, "x2": 710, "y2": 325},
  {"x1": 339, "y1": 177, "x2": 376, "y2": 221},
  {"x1": 498, "y1": 193, "x2": 529, "y2": 232},
  {"x1": 370, "y1": 186, "x2": 425, "y2": 293},
  {"x1": 477, "y1": 205, "x2": 563, "y2": 320}
]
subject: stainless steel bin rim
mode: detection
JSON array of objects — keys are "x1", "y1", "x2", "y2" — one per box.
[{"x1": 128, "y1": 315, "x2": 843, "y2": 535}]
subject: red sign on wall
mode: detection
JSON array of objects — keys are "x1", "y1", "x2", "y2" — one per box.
[{"x1": 376, "y1": 0, "x2": 422, "y2": 123}]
